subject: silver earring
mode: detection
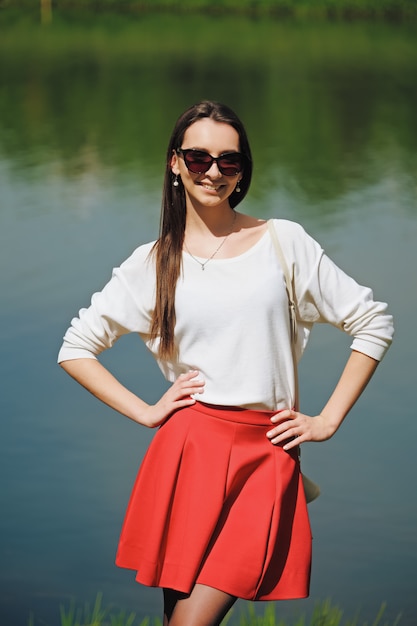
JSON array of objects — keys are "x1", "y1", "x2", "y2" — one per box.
[
  {"x1": 236, "y1": 181, "x2": 241, "y2": 193},
  {"x1": 173, "y1": 175, "x2": 179, "y2": 187}
]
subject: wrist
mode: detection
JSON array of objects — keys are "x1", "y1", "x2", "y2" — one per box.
[
  {"x1": 128, "y1": 399, "x2": 153, "y2": 427},
  {"x1": 317, "y1": 412, "x2": 342, "y2": 438}
]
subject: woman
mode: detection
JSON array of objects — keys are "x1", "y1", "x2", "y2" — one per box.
[{"x1": 58, "y1": 100, "x2": 394, "y2": 626}]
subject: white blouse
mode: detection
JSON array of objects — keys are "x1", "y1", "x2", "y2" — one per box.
[{"x1": 58, "y1": 219, "x2": 394, "y2": 410}]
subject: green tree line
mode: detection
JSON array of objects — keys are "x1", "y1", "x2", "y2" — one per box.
[
  {"x1": 4, "y1": 0, "x2": 417, "y2": 19},
  {"x1": 1, "y1": 14, "x2": 416, "y2": 206}
]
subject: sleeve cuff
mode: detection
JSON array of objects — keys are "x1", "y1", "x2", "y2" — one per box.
[
  {"x1": 350, "y1": 337, "x2": 391, "y2": 362},
  {"x1": 57, "y1": 346, "x2": 98, "y2": 364}
]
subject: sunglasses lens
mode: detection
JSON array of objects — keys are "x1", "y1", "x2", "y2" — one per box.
[
  {"x1": 183, "y1": 151, "x2": 213, "y2": 173},
  {"x1": 217, "y1": 154, "x2": 243, "y2": 176}
]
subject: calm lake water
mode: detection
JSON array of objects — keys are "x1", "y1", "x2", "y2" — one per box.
[{"x1": 1, "y1": 10, "x2": 416, "y2": 626}]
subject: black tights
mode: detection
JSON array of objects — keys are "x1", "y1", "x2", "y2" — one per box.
[{"x1": 163, "y1": 584, "x2": 237, "y2": 626}]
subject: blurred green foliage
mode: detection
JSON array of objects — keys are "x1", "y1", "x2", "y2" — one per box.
[
  {"x1": 27, "y1": 594, "x2": 402, "y2": 626},
  {"x1": 1, "y1": 12, "x2": 416, "y2": 203},
  {"x1": 3, "y1": 0, "x2": 417, "y2": 19}
]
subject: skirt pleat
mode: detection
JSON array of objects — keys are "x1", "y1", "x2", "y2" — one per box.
[{"x1": 115, "y1": 402, "x2": 312, "y2": 601}]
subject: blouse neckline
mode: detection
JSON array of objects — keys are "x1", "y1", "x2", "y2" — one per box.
[{"x1": 182, "y1": 224, "x2": 270, "y2": 266}]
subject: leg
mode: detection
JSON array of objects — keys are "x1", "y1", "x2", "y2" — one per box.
[
  {"x1": 163, "y1": 588, "x2": 187, "y2": 626},
  {"x1": 163, "y1": 584, "x2": 237, "y2": 626}
]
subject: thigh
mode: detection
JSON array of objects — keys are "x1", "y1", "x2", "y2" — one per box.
[{"x1": 163, "y1": 584, "x2": 237, "y2": 626}]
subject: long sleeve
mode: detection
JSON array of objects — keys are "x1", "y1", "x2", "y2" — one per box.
[
  {"x1": 274, "y1": 219, "x2": 394, "y2": 362},
  {"x1": 58, "y1": 242, "x2": 156, "y2": 363}
]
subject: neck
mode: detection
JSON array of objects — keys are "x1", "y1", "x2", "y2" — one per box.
[{"x1": 185, "y1": 205, "x2": 237, "y2": 238}]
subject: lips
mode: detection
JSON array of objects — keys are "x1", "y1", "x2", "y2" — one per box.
[{"x1": 200, "y1": 182, "x2": 223, "y2": 191}]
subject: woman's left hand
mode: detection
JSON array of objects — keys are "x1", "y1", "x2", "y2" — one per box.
[
  {"x1": 266, "y1": 409, "x2": 336, "y2": 451},
  {"x1": 267, "y1": 352, "x2": 381, "y2": 451}
]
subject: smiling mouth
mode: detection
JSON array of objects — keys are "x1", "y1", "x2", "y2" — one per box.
[{"x1": 200, "y1": 183, "x2": 222, "y2": 191}]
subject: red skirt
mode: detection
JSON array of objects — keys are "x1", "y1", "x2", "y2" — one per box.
[{"x1": 116, "y1": 402, "x2": 312, "y2": 601}]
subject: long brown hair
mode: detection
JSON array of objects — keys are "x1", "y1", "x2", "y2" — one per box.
[{"x1": 150, "y1": 100, "x2": 253, "y2": 360}]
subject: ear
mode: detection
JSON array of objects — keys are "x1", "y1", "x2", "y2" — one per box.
[{"x1": 171, "y1": 150, "x2": 180, "y2": 175}]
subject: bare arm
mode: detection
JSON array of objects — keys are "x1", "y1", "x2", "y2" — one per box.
[
  {"x1": 266, "y1": 350, "x2": 379, "y2": 450},
  {"x1": 60, "y1": 358, "x2": 205, "y2": 428}
]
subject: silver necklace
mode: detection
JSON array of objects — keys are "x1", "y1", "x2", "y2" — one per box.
[{"x1": 184, "y1": 211, "x2": 237, "y2": 271}]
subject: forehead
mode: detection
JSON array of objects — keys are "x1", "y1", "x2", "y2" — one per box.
[{"x1": 182, "y1": 118, "x2": 240, "y2": 152}]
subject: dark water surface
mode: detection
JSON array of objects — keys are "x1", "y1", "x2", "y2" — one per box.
[{"x1": 1, "y1": 11, "x2": 416, "y2": 626}]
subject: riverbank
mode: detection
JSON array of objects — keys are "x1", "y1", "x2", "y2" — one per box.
[
  {"x1": 3, "y1": 0, "x2": 417, "y2": 20},
  {"x1": 29, "y1": 594, "x2": 401, "y2": 626}
]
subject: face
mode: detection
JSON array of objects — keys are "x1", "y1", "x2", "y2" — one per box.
[{"x1": 171, "y1": 118, "x2": 243, "y2": 211}]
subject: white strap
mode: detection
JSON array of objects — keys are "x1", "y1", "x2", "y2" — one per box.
[
  {"x1": 267, "y1": 220, "x2": 297, "y2": 345},
  {"x1": 268, "y1": 220, "x2": 321, "y2": 502},
  {"x1": 267, "y1": 219, "x2": 299, "y2": 411}
]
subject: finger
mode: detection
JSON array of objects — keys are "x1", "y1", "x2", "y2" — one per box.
[
  {"x1": 174, "y1": 388, "x2": 204, "y2": 401},
  {"x1": 283, "y1": 435, "x2": 302, "y2": 451},
  {"x1": 169, "y1": 379, "x2": 205, "y2": 400},
  {"x1": 266, "y1": 418, "x2": 297, "y2": 439},
  {"x1": 177, "y1": 378, "x2": 205, "y2": 391},
  {"x1": 172, "y1": 396, "x2": 198, "y2": 409},
  {"x1": 270, "y1": 409, "x2": 294, "y2": 424},
  {"x1": 267, "y1": 424, "x2": 301, "y2": 446},
  {"x1": 176, "y1": 372, "x2": 204, "y2": 387},
  {"x1": 181, "y1": 376, "x2": 205, "y2": 390},
  {"x1": 178, "y1": 370, "x2": 201, "y2": 381}
]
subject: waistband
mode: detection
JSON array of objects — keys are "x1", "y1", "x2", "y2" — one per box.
[{"x1": 191, "y1": 401, "x2": 279, "y2": 426}]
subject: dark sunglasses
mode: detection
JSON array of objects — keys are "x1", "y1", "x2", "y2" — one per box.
[{"x1": 176, "y1": 148, "x2": 245, "y2": 176}]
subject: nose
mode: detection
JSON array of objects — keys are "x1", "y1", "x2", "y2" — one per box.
[{"x1": 205, "y1": 161, "x2": 222, "y2": 178}]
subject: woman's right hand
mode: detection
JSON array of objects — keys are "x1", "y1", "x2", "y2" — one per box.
[
  {"x1": 60, "y1": 359, "x2": 205, "y2": 429},
  {"x1": 142, "y1": 370, "x2": 205, "y2": 428}
]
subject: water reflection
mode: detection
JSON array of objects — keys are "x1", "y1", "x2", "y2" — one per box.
[
  {"x1": 1, "y1": 12, "x2": 416, "y2": 626},
  {"x1": 1, "y1": 15, "x2": 416, "y2": 204}
]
